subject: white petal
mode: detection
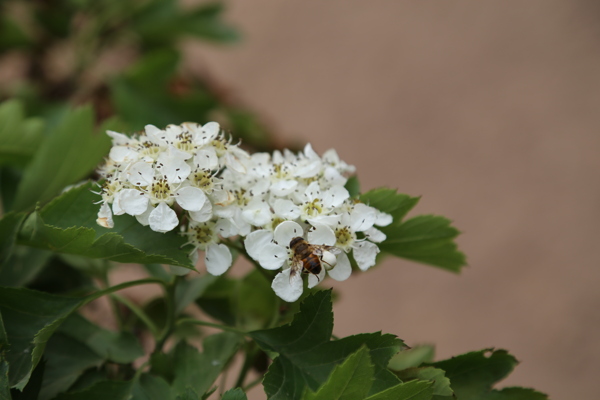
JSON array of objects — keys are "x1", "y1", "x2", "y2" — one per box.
[
  {"x1": 375, "y1": 210, "x2": 393, "y2": 227},
  {"x1": 306, "y1": 214, "x2": 341, "y2": 227},
  {"x1": 244, "y1": 230, "x2": 274, "y2": 261},
  {"x1": 307, "y1": 224, "x2": 336, "y2": 246},
  {"x1": 328, "y1": 253, "x2": 352, "y2": 281},
  {"x1": 109, "y1": 146, "x2": 139, "y2": 163},
  {"x1": 200, "y1": 122, "x2": 220, "y2": 143},
  {"x1": 295, "y1": 159, "x2": 322, "y2": 178},
  {"x1": 323, "y1": 186, "x2": 349, "y2": 209},
  {"x1": 193, "y1": 148, "x2": 219, "y2": 170},
  {"x1": 350, "y1": 203, "x2": 377, "y2": 232},
  {"x1": 96, "y1": 203, "x2": 114, "y2": 228},
  {"x1": 215, "y1": 218, "x2": 239, "y2": 238},
  {"x1": 112, "y1": 192, "x2": 125, "y2": 215},
  {"x1": 225, "y1": 152, "x2": 247, "y2": 174},
  {"x1": 323, "y1": 166, "x2": 346, "y2": 186},
  {"x1": 304, "y1": 181, "x2": 321, "y2": 202},
  {"x1": 119, "y1": 189, "x2": 149, "y2": 216},
  {"x1": 242, "y1": 199, "x2": 272, "y2": 226},
  {"x1": 270, "y1": 180, "x2": 297, "y2": 197},
  {"x1": 189, "y1": 199, "x2": 213, "y2": 222},
  {"x1": 272, "y1": 269, "x2": 303, "y2": 302},
  {"x1": 106, "y1": 130, "x2": 131, "y2": 145},
  {"x1": 144, "y1": 124, "x2": 166, "y2": 145},
  {"x1": 127, "y1": 161, "x2": 154, "y2": 186},
  {"x1": 304, "y1": 143, "x2": 319, "y2": 159},
  {"x1": 308, "y1": 268, "x2": 326, "y2": 289},
  {"x1": 232, "y1": 209, "x2": 252, "y2": 237},
  {"x1": 148, "y1": 202, "x2": 179, "y2": 233},
  {"x1": 135, "y1": 204, "x2": 153, "y2": 226},
  {"x1": 258, "y1": 243, "x2": 287, "y2": 270},
  {"x1": 273, "y1": 198, "x2": 300, "y2": 220},
  {"x1": 205, "y1": 243, "x2": 232, "y2": 276},
  {"x1": 176, "y1": 186, "x2": 207, "y2": 212},
  {"x1": 321, "y1": 251, "x2": 338, "y2": 269},
  {"x1": 353, "y1": 241, "x2": 380, "y2": 271},
  {"x1": 158, "y1": 148, "x2": 191, "y2": 183},
  {"x1": 273, "y1": 221, "x2": 304, "y2": 247},
  {"x1": 364, "y1": 227, "x2": 386, "y2": 243}
]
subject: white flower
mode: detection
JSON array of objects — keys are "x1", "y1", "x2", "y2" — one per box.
[
  {"x1": 120, "y1": 159, "x2": 208, "y2": 233},
  {"x1": 300, "y1": 181, "x2": 349, "y2": 226},
  {"x1": 245, "y1": 221, "x2": 352, "y2": 302},
  {"x1": 186, "y1": 221, "x2": 233, "y2": 275},
  {"x1": 331, "y1": 203, "x2": 392, "y2": 271}
]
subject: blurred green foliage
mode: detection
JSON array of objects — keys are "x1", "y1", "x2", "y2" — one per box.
[{"x1": 0, "y1": 0, "x2": 276, "y2": 151}]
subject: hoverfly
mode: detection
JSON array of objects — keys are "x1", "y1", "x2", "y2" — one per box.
[{"x1": 289, "y1": 237, "x2": 341, "y2": 281}]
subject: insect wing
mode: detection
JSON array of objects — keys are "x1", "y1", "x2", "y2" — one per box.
[{"x1": 288, "y1": 257, "x2": 303, "y2": 282}]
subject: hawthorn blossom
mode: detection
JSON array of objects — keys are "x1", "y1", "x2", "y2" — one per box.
[
  {"x1": 245, "y1": 221, "x2": 352, "y2": 302},
  {"x1": 95, "y1": 121, "x2": 393, "y2": 300}
]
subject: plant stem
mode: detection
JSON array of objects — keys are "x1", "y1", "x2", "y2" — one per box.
[
  {"x1": 110, "y1": 293, "x2": 160, "y2": 338},
  {"x1": 176, "y1": 318, "x2": 248, "y2": 336},
  {"x1": 83, "y1": 278, "x2": 167, "y2": 305},
  {"x1": 234, "y1": 342, "x2": 257, "y2": 388},
  {"x1": 153, "y1": 276, "x2": 179, "y2": 353},
  {"x1": 243, "y1": 375, "x2": 263, "y2": 391}
]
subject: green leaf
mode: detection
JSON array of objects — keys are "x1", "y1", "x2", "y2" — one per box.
[
  {"x1": 429, "y1": 349, "x2": 548, "y2": 400},
  {"x1": 110, "y1": 50, "x2": 216, "y2": 131},
  {"x1": 0, "y1": 212, "x2": 26, "y2": 267},
  {"x1": 360, "y1": 188, "x2": 420, "y2": 223},
  {"x1": 18, "y1": 182, "x2": 194, "y2": 268},
  {"x1": 13, "y1": 106, "x2": 117, "y2": 211},
  {"x1": 485, "y1": 387, "x2": 548, "y2": 400},
  {"x1": 40, "y1": 333, "x2": 103, "y2": 400},
  {"x1": 304, "y1": 346, "x2": 374, "y2": 400},
  {"x1": 344, "y1": 176, "x2": 360, "y2": 198},
  {"x1": 171, "y1": 333, "x2": 242, "y2": 397},
  {"x1": 0, "y1": 100, "x2": 44, "y2": 167},
  {"x1": 131, "y1": 0, "x2": 238, "y2": 45},
  {"x1": 0, "y1": 287, "x2": 82, "y2": 389},
  {"x1": 0, "y1": 359, "x2": 10, "y2": 400},
  {"x1": 388, "y1": 345, "x2": 435, "y2": 371},
  {"x1": 379, "y1": 215, "x2": 466, "y2": 272},
  {"x1": 0, "y1": 245, "x2": 52, "y2": 288},
  {"x1": 396, "y1": 367, "x2": 452, "y2": 397},
  {"x1": 11, "y1": 359, "x2": 45, "y2": 400},
  {"x1": 221, "y1": 388, "x2": 247, "y2": 400},
  {"x1": 53, "y1": 380, "x2": 133, "y2": 400},
  {"x1": 174, "y1": 387, "x2": 199, "y2": 400},
  {"x1": 365, "y1": 380, "x2": 434, "y2": 400},
  {"x1": 180, "y1": 3, "x2": 240, "y2": 43},
  {"x1": 58, "y1": 313, "x2": 144, "y2": 363},
  {"x1": 175, "y1": 275, "x2": 218, "y2": 315},
  {"x1": 131, "y1": 374, "x2": 172, "y2": 400},
  {"x1": 0, "y1": 17, "x2": 32, "y2": 51},
  {"x1": 250, "y1": 291, "x2": 405, "y2": 400}
]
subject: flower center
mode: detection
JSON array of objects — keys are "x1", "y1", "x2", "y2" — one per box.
[
  {"x1": 150, "y1": 178, "x2": 172, "y2": 202},
  {"x1": 101, "y1": 177, "x2": 123, "y2": 201},
  {"x1": 191, "y1": 169, "x2": 214, "y2": 192},
  {"x1": 233, "y1": 189, "x2": 249, "y2": 207},
  {"x1": 268, "y1": 216, "x2": 285, "y2": 231},
  {"x1": 211, "y1": 139, "x2": 227, "y2": 157},
  {"x1": 335, "y1": 226, "x2": 355, "y2": 250},
  {"x1": 175, "y1": 132, "x2": 195, "y2": 153},
  {"x1": 139, "y1": 141, "x2": 161, "y2": 159},
  {"x1": 302, "y1": 199, "x2": 323, "y2": 217},
  {"x1": 188, "y1": 222, "x2": 217, "y2": 249}
]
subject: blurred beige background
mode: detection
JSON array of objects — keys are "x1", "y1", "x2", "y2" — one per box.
[{"x1": 186, "y1": 1, "x2": 600, "y2": 399}]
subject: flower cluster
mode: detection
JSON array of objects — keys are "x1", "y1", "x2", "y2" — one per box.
[{"x1": 96, "y1": 122, "x2": 392, "y2": 301}]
